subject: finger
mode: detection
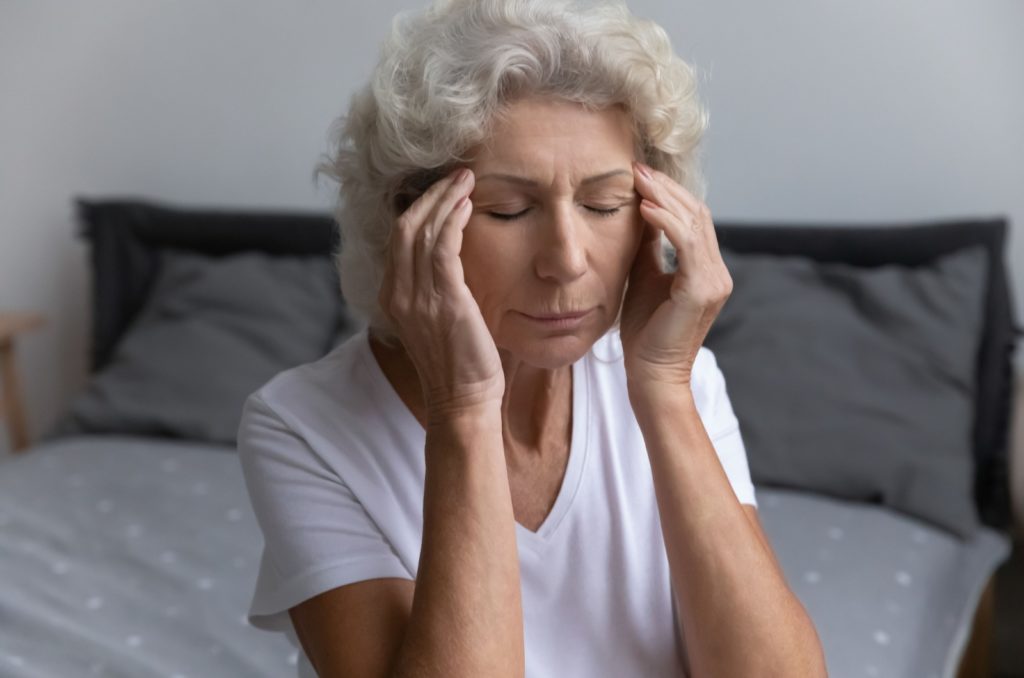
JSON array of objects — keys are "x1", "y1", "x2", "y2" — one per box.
[
  {"x1": 391, "y1": 209, "x2": 417, "y2": 314},
  {"x1": 433, "y1": 196, "x2": 473, "y2": 292},
  {"x1": 425, "y1": 169, "x2": 474, "y2": 244},
  {"x1": 402, "y1": 168, "x2": 464, "y2": 232},
  {"x1": 413, "y1": 211, "x2": 435, "y2": 300},
  {"x1": 699, "y1": 204, "x2": 727, "y2": 268},
  {"x1": 635, "y1": 163, "x2": 722, "y2": 271},
  {"x1": 654, "y1": 174, "x2": 725, "y2": 273},
  {"x1": 643, "y1": 163, "x2": 704, "y2": 216},
  {"x1": 415, "y1": 170, "x2": 474, "y2": 295},
  {"x1": 635, "y1": 169, "x2": 709, "y2": 274},
  {"x1": 633, "y1": 164, "x2": 692, "y2": 227},
  {"x1": 640, "y1": 198, "x2": 702, "y2": 276},
  {"x1": 675, "y1": 201, "x2": 716, "y2": 269}
]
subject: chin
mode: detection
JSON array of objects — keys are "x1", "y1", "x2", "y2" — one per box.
[{"x1": 497, "y1": 327, "x2": 605, "y2": 370}]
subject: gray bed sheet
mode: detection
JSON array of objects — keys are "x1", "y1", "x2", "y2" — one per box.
[
  {"x1": 0, "y1": 435, "x2": 296, "y2": 677},
  {"x1": 0, "y1": 435, "x2": 1012, "y2": 678},
  {"x1": 758, "y1": 488, "x2": 1012, "y2": 678}
]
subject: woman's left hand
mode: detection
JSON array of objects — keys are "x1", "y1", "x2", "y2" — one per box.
[{"x1": 619, "y1": 160, "x2": 733, "y2": 394}]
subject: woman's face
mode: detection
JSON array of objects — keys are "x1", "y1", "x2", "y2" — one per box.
[{"x1": 463, "y1": 95, "x2": 644, "y2": 370}]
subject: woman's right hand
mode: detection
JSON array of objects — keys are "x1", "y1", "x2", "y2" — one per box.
[{"x1": 378, "y1": 167, "x2": 505, "y2": 420}]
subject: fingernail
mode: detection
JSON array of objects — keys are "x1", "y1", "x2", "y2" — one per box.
[
  {"x1": 635, "y1": 162, "x2": 653, "y2": 179},
  {"x1": 456, "y1": 168, "x2": 472, "y2": 183}
]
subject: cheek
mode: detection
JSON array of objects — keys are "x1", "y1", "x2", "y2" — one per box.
[
  {"x1": 460, "y1": 222, "x2": 526, "y2": 298},
  {"x1": 604, "y1": 211, "x2": 646, "y2": 275}
]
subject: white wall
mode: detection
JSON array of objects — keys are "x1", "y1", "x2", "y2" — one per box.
[{"x1": 1, "y1": 0, "x2": 1022, "y2": 456}]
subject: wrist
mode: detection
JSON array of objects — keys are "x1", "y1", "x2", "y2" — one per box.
[
  {"x1": 627, "y1": 379, "x2": 696, "y2": 424},
  {"x1": 424, "y1": 404, "x2": 503, "y2": 466},
  {"x1": 626, "y1": 376, "x2": 693, "y2": 403},
  {"x1": 425, "y1": 400, "x2": 501, "y2": 431}
]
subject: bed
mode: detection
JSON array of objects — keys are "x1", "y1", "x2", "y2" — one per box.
[{"x1": 0, "y1": 198, "x2": 1016, "y2": 677}]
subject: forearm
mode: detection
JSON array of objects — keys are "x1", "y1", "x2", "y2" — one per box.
[
  {"x1": 392, "y1": 407, "x2": 524, "y2": 678},
  {"x1": 629, "y1": 386, "x2": 827, "y2": 678}
]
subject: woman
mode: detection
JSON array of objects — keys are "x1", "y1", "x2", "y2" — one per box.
[{"x1": 237, "y1": 0, "x2": 827, "y2": 676}]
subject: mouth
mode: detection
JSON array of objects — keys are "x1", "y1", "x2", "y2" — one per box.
[
  {"x1": 523, "y1": 309, "x2": 593, "y2": 321},
  {"x1": 519, "y1": 308, "x2": 595, "y2": 329}
]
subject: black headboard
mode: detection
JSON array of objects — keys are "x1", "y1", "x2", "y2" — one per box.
[
  {"x1": 74, "y1": 197, "x2": 340, "y2": 373},
  {"x1": 74, "y1": 199, "x2": 1019, "y2": 530}
]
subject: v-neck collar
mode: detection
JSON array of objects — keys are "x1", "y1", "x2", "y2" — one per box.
[{"x1": 358, "y1": 329, "x2": 590, "y2": 555}]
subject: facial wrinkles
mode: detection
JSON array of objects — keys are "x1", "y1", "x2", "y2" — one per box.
[
  {"x1": 471, "y1": 166, "x2": 635, "y2": 321},
  {"x1": 501, "y1": 218, "x2": 616, "y2": 323},
  {"x1": 462, "y1": 99, "x2": 640, "y2": 338},
  {"x1": 471, "y1": 167, "x2": 636, "y2": 218}
]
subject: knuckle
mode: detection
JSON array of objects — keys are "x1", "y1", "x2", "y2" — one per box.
[
  {"x1": 431, "y1": 255, "x2": 448, "y2": 279},
  {"x1": 694, "y1": 286, "x2": 712, "y2": 303},
  {"x1": 390, "y1": 296, "x2": 410, "y2": 316},
  {"x1": 396, "y1": 213, "x2": 414, "y2": 232},
  {"x1": 418, "y1": 222, "x2": 436, "y2": 243}
]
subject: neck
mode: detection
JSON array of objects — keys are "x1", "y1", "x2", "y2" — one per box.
[
  {"x1": 368, "y1": 332, "x2": 572, "y2": 462},
  {"x1": 499, "y1": 351, "x2": 571, "y2": 462}
]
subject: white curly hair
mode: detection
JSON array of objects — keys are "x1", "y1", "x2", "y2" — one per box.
[{"x1": 314, "y1": 0, "x2": 709, "y2": 345}]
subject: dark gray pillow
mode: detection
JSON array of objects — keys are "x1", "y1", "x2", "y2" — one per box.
[
  {"x1": 704, "y1": 244, "x2": 989, "y2": 538},
  {"x1": 52, "y1": 249, "x2": 347, "y2": 445}
]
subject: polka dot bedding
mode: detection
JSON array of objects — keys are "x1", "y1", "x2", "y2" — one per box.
[
  {"x1": 0, "y1": 435, "x2": 296, "y2": 677},
  {"x1": 757, "y1": 489, "x2": 1010, "y2": 678},
  {"x1": 0, "y1": 435, "x2": 1012, "y2": 677}
]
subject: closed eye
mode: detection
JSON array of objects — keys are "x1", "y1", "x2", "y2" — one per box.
[{"x1": 488, "y1": 206, "x2": 622, "y2": 221}]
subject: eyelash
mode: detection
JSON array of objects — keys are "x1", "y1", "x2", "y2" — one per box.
[{"x1": 488, "y1": 206, "x2": 622, "y2": 221}]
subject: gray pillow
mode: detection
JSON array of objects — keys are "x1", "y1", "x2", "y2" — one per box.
[
  {"x1": 52, "y1": 249, "x2": 349, "y2": 445},
  {"x1": 704, "y1": 244, "x2": 989, "y2": 538}
]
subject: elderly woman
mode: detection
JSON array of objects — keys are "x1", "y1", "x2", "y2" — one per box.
[{"x1": 238, "y1": 0, "x2": 826, "y2": 676}]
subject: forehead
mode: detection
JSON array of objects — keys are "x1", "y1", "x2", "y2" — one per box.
[{"x1": 471, "y1": 96, "x2": 637, "y2": 169}]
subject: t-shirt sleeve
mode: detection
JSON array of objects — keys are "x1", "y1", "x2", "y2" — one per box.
[
  {"x1": 236, "y1": 392, "x2": 412, "y2": 633},
  {"x1": 696, "y1": 347, "x2": 758, "y2": 508}
]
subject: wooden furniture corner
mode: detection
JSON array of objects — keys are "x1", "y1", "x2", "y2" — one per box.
[
  {"x1": 955, "y1": 574, "x2": 996, "y2": 678},
  {"x1": 0, "y1": 312, "x2": 46, "y2": 453}
]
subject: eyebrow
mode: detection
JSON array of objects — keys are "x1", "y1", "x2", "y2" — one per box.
[{"x1": 474, "y1": 169, "x2": 633, "y2": 187}]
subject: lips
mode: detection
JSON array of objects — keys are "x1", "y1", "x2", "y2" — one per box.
[{"x1": 524, "y1": 309, "x2": 593, "y2": 320}]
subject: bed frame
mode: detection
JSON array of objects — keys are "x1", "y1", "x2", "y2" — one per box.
[
  {"x1": 711, "y1": 217, "x2": 1021, "y2": 678},
  {"x1": 74, "y1": 198, "x2": 1020, "y2": 675}
]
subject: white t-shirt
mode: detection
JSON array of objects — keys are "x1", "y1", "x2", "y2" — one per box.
[{"x1": 237, "y1": 327, "x2": 757, "y2": 678}]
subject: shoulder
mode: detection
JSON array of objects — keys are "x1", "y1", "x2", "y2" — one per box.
[
  {"x1": 236, "y1": 328, "x2": 388, "y2": 488},
  {"x1": 244, "y1": 328, "x2": 371, "y2": 430}
]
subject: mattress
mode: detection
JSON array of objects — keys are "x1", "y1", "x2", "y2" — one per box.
[
  {"x1": 0, "y1": 435, "x2": 295, "y2": 677},
  {"x1": 0, "y1": 435, "x2": 1012, "y2": 677},
  {"x1": 757, "y1": 488, "x2": 1012, "y2": 678}
]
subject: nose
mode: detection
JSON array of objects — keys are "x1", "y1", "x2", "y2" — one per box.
[{"x1": 534, "y1": 202, "x2": 589, "y2": 283}]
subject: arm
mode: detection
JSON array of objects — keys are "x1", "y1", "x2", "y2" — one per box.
[
  {"x1": 368, "y1": 165, "x2": 523, "y2": 677},
  {"x1": 250, "y1": 389, "x2": 522, "y2": 678},
  {"x1": 391, "y1": 406, "x2": 524, "y2": 678},
  {"x1": 621, "y1": 159, "x2": 826, "y2": 676},
  {"x1": 629, "y1": 385, "x2": 827, "y2": 678}
]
